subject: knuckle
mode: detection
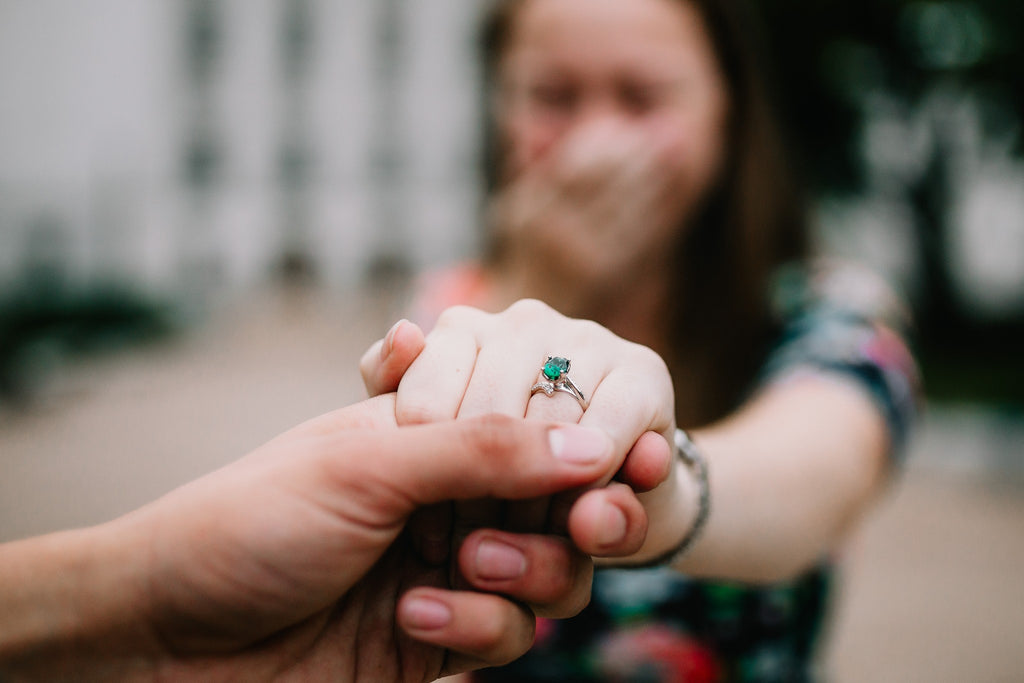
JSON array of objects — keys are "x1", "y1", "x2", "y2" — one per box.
[
  {"x1": 435, "y1": 304, "x2": 479, "y2": 330},
  {"x1": 572, "y1": 318, "x2": 613, "y2": 343},
  {"x1": 562, "y1": 574, "x2": 592, "y2": 616},
  {"x1": 606, "y1": 482, "x2": 641, "y2": 511},
  {"x1": 506, "y1": 297, "x2": 556, "y2": 320},
  {"x1": 490, "y1": 607, "x2": 534, "y2": 662},
  {"x1": 545, "y1": 572, "x2": 580, "y2": 608},
  {"x1": 541, "y1": 547, "x2": 592, "y2": 617},
  {"x1": 462, "y1": 414, "x2": 523, "y2": 465},
  {"x1": 633, "y1": 341, "x2": 669, "y2": 372},
  {"x1": 397, "y1": 401, "x2": 447, "y2": 426},
  {"x1": 541, "y1": 566, "x2": 574, "y2": 603},
  {"x1": 631, "y1": 343, "x2": 675, "y2": 402},
  {"x1": 472, "y1": 599, "x2": 524, "y2": 653},
  {"x1": 606, "y1": 480, "x2": 634, "y2": 497}
]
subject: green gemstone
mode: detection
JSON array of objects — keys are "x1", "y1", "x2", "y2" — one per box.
[{"x1": 543, "y1": 357, "x2": 570, "y2": 381}]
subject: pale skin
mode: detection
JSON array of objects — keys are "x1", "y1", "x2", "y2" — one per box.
[
  {"x1": 363, "y1": 306, "x2": 889, "y2": 584},
  {"x1": 413, "y1": 0, "x2": 893, "y2": 584},
  {"x1": 0, "y1": 392, "x2": 672, "y2": 682}
]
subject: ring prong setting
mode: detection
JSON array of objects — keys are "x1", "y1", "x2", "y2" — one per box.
[{"x1": 542, "y1": 356, "x2": 571, "y2": 382}]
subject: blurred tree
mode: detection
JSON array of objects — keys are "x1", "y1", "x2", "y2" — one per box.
[
  {"x1": 755, "y1": 0, "x2": 1024, "y2": 403},
  {"x1": 759, "y1": 0, "x2": 1023, "y2": 190}
]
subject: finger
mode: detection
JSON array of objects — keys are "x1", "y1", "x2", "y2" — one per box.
[
  {"x1": 557, "y1": 121, "x2": 642, "y2": 203},
  {"x1": 455, "y1": 342, "x2": 539, "y2": 419},
  {"x1": 288, "y1": 393, "x2": 399, "y2": 437},
  {"x1": 523, "y1": 344, "x2": 612, "y2": 428},
  {"x1": 525, "y1": 385, "x2": 587, "y2": 425},
  {"x1": 557, "y1": 118, "x2": 633, "y2": 185},
  {"x1": 458, "y1": 529, "x2": 593, "y2": 619},
  {"x1": 454, "y1": 342, "x2": 540, "y2": 540},
  {"x1": 567, "y1": 482, "x2": 650, "y2": 558},
  {"x1": 434, "y1": 303, "x2": 625, "y2": 535},
  {"x1": 600, "y1": 155, "x2": 664, "y2": 244},
  {"x1": 489, "y1": 170, "x2": 559, "y2": 240},
  {"x1": 437, "y1": 308, "x2": 549, "y2": 586},
  {"x1": 577, "y1": 351, "x2": 676, "y2": 469},
  {"x1": 395, "y1": 308, "x2": 483, "y2": 424},
  {"x1": 616, "y1": 430, "x2": 674, "y2": 493},
  {"x1": 464, "y1": 300, "x2": 594, "y2": 423},
  {"x1": 587, "y1": 142, "x2": 658, "y2": 234},
  {"x1": 335, "y1": 416, "x2": 619, "y2": 511},
  {"x1": 397, "y1": 587, "x2": 535, "y2": 674},
  {"x1": 359, "y1": 319, "x2": 427, "y2": 397}
]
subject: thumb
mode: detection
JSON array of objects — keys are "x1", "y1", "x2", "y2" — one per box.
[
  {"x1": 360, "y1": 319, "x2": 426, "y2": 397},
  {"x1": 339, "y1": 415, "x2": 620, "y2": 514}
]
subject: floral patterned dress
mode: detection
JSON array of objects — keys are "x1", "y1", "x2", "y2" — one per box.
[{"x1": 416, "y1": 261, "x2": 920, "y2": 683}]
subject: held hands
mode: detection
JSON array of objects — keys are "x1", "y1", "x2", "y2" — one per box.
[
  {"x1": 361, "y1": 300, "x2": 694, "y2": 567},
  {"x1": 2, "y1": 303, "x2": 690, "y2": 683},
  {"x1": 135, "y1": 400, "x2": 647, "y2": 681},
  {"x1": 1, "y1": 398, "x2": 650, "y2": 682}
]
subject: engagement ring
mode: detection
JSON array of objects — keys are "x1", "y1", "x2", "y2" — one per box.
[{"x1": 530, "y1": 356, "x2": 588, "y2": 410}]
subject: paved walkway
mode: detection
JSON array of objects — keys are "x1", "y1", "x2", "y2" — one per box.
[{"x1": 2, "y1": 288, "x2": 1022, "y2": 681}]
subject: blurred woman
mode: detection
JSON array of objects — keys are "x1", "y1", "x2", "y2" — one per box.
[{"x1": 400, "y1": 0, "x2": 919, "y2": 680}]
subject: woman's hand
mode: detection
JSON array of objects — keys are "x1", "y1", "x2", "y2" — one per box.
[
  {"x1": 491, "y1": 118, "x2": 688, "y2": 294},
  {"x1": 361, "y1": 302, "x2": 694, "y2": 566}
]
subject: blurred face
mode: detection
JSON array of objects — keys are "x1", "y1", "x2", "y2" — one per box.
[{"x1": 495, "y1": 0, "x2": 730, "y2": 223}]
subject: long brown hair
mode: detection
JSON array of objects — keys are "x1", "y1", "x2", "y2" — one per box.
[{"x1": 480, "y1": 0, "x2": 809, "y2": 425}]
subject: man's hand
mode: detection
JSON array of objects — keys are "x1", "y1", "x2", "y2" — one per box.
[{"x1": 0, "y1": 397, "x2": 651, "y2": 682}]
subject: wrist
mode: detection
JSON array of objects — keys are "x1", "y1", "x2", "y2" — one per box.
[
  {"x1": 0, "y1": 520, "x2": 159, "y2": 681},
  {"x1": 650, "y1": 429, "x2": 710, "y2": 567},
  {"x1": 610, "y1": 429, "x2": 710, "y2": 569}
]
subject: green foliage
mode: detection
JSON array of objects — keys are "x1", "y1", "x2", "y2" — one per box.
[
  {"x1": 756, "y1": 0, "x2": 1024, "y2": 193},
  {"x1": 0, "y1": 280, "x2": 177, "y2": 405}
]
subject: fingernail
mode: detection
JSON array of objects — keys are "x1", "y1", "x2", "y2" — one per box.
[
  {"x1": 402, "y1": 597, "x2": 451, "y2": 630},
  {"x1": 380, "y1": 319, "x2": 407, "y2": 361},
  {"x1": 549, "y1": 425, "x2": 611, "y2": 465},
  {"x1": 475, "y1": 539, "x2": 527, "y2": 580},
  {"x1": 597, "y1": 504, "x2": 627, "y2": 548}
]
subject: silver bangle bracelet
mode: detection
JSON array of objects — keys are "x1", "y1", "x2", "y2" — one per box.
[{"x1": 634, "y1": 428, "x2": 711, "y2": 568}]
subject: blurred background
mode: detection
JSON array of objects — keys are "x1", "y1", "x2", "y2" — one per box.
[{"x1": 1, "y1": 1, "x2": 1022, "y2": 680}]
